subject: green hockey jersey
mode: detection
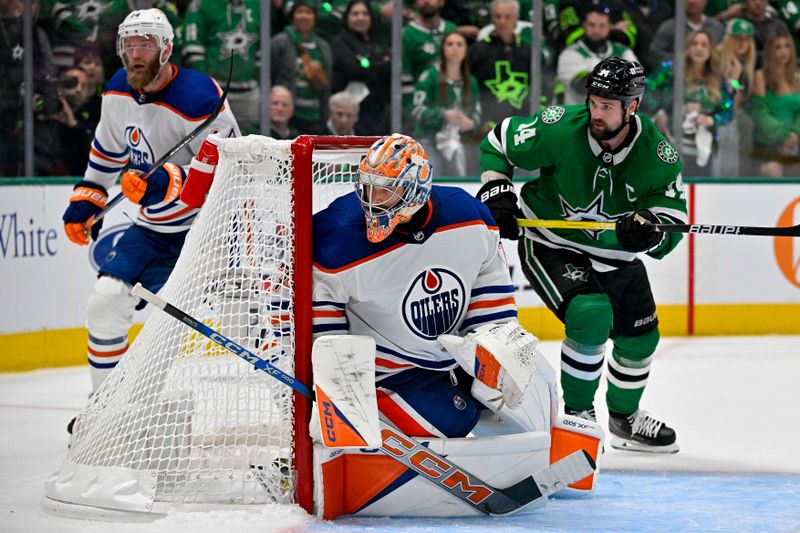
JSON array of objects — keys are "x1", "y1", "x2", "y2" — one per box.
[
  {"x1": 181, "y1": 0, "x2": 260, "y2": 84},
  {"x1": 480, "y1": 105, "x2": 688, "y2": 266}
]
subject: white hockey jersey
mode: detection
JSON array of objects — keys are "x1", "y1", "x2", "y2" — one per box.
[
  {"x1": 312, "y1": 186, "x2": 518, "y2": 381},
  {"x1": 85, "y1": 65, "x2": 240, "y2": 233}
]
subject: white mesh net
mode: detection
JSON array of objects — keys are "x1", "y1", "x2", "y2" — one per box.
[{"x1": 45, "y1": 136, "x2": 372, "y2": 514}]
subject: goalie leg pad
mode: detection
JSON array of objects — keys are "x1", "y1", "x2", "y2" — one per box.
[
  {"x1": 550, "y1": 413, "x2": 604, "y2": 491},
  {"x1": 311, "y1": 335, "x2": 382, "y2": 449},
  {"x1": 85, "y1": 275, "x2": 138, "y2": 391},
  {"x1": 314, "y1": 431, "x2": 552, "y2": 519}
]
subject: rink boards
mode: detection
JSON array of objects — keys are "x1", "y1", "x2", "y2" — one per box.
[{"x1": 0, "y1": 181, "x2": 799, "y2": 371}]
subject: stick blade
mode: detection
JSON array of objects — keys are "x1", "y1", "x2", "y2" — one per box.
[{"x1": 535, "y1": 450, "x2": 597, "y2": 497}]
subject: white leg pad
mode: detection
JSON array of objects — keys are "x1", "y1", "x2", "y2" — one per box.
[{"x1": 85, "y1": 276, "x2": 138, "y2": 391}]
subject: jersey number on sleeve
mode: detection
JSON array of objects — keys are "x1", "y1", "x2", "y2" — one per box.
[
  {"x1": 665, "y1": 175, "x2": 686, "y2": 200},
  {"x1": 513, "y1": 118, "x2": 538, "y2": 146}
]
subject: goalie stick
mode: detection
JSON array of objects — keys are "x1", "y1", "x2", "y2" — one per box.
[
  {"x1": 517, "y1": 218, "x2": 800, "y2": 237},
  {"x1": 86, "y1": 58, "x2": 234, "y2": 232},
  {"x1": 131, "y1": 282, "x2": 596, "y2": 517}
]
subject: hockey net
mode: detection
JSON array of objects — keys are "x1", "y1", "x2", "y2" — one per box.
[{"x1": 45, "y1": 135, "x2": 378, "y2": 517}]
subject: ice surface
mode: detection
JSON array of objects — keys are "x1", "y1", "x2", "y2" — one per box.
[{"x1": 1, "y1": 336, "x2": 799, "y2": 532}]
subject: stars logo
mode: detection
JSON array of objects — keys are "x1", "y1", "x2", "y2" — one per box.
[
  {"x1": 563, "y1": 264, "x2": 589, "y2": 282},
  {"x1": 484, "y1": 61, "x2": 529, "y2": 110},
  {"x1": 560, "y1": 192, "x2": 613, "y2": 240},
  {"x1": 541, "y1": 106, "x2": 565, "y2": 124},
  {"x1": 217, "y1": 19, "x2": 257, "y2": 60},
  {"x1": 657, "y1": 140, "x2": 679, "y2": 164},
  {"x1": 74, "y1": 0, "x2": 109, "y2": 23},
  {"x1": 12, "y1": 45, "x2": 23, "y2": 61}
]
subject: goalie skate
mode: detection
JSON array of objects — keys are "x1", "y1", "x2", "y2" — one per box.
[{"x1": 609, "y1": 410, "x2": 679, "y2": 454}]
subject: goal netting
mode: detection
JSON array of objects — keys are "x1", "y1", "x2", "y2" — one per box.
[{"x1": 45, "y1": 135, "x2": 378, "y2": 517}]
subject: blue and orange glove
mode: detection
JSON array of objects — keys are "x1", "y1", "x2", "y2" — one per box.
[
  {"x1": 63, "y1": 181, "x2": 108, "y2": 246},
  {"x1": 121, "y1": 162, "x2": 186, "y2": 207}
]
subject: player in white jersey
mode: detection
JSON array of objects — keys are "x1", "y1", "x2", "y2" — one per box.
[
  {"x1": 61, "y1": 8, "x2": 240, "y2": 429},
  {"x1": 312, "y1": 134, "x2": 555, "y2": 438}
]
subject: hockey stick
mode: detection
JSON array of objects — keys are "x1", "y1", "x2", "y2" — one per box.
[
  {"x1": 517, "y1": 218, "x2": 800, "y2": 237},
  {"x1": 87, "y1": 58, "x2": 235, "y2": 231},
  {"x1": 131, "y1": 282, "x2": 596, "y2": 516}
]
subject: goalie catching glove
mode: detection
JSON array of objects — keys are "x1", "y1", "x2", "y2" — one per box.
[
  {"x1": 120, "y1": 163, "x2": 185, "y2": 207},
  {"x1": 439, "y1": 322, "x2": 538, "y2": 409},
  {"x1": 62, "y1": 180, "x2": 108, "y2": 245},
  {"x1": 616, "y1": 209, "x2": 661, "y2": 252}
]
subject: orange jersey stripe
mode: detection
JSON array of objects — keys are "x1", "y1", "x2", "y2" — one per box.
[
  {"x1": 140, "y1": 204, "x2": 195, "y2": 222},
  {"x1": 375, "y1": 357, "x2": 414, "y2": 370},
  {"x1": 313, "y1": 310, "x2": 346, "y2": 318},
  {"x1": 434, "y1": 219, "x2": 493, "y2": 234},
  {"x1": 88, "y1": 345, "x2": 129, "y2": 358},
  {"x1": 90, "y1": 146, "x2": 129, "y2": 165},
  {"x1": 377, "y1": 390, "x2": 437, "y2": 438},
  {"x1": 314, "y1": 242, "x2": 406, "y2": 274},
  {"x1": 467, "y1": 296, "x2": 517, "y2": 311},
  {"x1": 315, "y1": 219, "x2": 495, "y2": 274}
]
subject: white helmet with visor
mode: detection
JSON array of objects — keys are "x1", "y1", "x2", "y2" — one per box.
[{"x1": 117, "y1": 8, "x2": 174, "y2": 66}]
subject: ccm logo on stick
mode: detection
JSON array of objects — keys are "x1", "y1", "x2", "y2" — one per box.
[{"x1": 380, "y1": 428, "x2": 494, "y2": 504}]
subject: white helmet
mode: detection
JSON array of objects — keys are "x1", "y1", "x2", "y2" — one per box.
[{"x1": 117, "y1": 8, "x2": 174, "y2": 65}]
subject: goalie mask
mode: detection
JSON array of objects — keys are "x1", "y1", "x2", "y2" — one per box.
[
  {"x1": 117, "y1": 8, "x2": 174, "y2": 68},
  {"x1": 356, "y1": 134, "x2": 433, "y2": 243}
]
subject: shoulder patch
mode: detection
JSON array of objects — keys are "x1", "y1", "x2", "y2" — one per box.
[
  {"x1": 542, "y1": 106, "x2": 565, "y2": 124},
  {"x1": 657, "y1": 140, "x2": 679, "y2": 164}
]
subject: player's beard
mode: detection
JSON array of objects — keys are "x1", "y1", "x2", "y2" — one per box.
[
  {"x1": 125, "y1": 55, "x2": 161, "y2": 90},
  {"x1": 590, "y1": 119, "x2": 625, "y2": 141}
]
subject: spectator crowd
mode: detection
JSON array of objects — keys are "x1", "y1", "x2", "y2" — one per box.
[{"x1": 2, "y1": 0, "x2": 799, "y2": 178}]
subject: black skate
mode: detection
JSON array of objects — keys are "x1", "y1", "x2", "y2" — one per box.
[
  {"x1": 609, "y1": 410, "x2": 679, "y2": 454},
  {"x1": 565, "y1": 405, "x2": 597, "y2": 423}
]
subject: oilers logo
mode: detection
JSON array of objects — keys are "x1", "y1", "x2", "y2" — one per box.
[
  {"x1": 126, "y1": 126, "x2": 155, "y2": 168},
  {"x1": 402, "y1": 268, "x2": 465, "y2": 340},
  {"x1": 89, "y1": 223, "x2": 132, "y2": 271}
]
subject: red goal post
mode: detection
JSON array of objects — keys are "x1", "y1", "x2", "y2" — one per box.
[{"x1": 291, "y1": 136, "x2": 378, "y2": 512}]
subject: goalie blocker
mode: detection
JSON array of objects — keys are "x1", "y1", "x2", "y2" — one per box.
[{"x1": 313, "y1": 325, "x2": 603, "y2": 518}]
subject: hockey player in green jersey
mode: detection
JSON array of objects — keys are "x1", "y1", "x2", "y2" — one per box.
[{"x1": 478, "y1": 57, "x2": 687, "y2": 454}]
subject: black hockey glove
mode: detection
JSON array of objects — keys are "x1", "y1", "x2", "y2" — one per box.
[
  {"x1": 477, "y1": 179, "x2": 523, "y2": 240},
  {"x1": 616, "y1": 210, "x2": 661, "y2": 252}
]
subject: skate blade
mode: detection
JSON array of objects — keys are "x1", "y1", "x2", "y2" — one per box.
[{"x1": 610, "y1": 435, "x2": 679, "y2": 454}]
